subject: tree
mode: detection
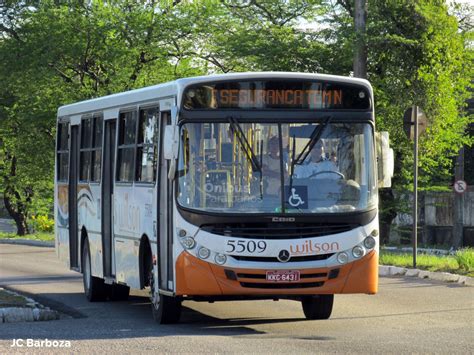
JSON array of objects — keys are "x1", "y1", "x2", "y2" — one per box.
[
  {"x1": 0, "y1": 0, "x2": 471, "y2": 240},
  {"x1": 0, "y1": 0, "x2": 213, "y2": 234}
]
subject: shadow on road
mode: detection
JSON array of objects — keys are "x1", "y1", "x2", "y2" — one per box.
[{"x1": 0, "y1": 292, "x2": 309, "y2": 340}]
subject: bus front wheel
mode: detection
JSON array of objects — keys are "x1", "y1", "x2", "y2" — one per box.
[
  {"x1": 150, "y1": 271, "x2": 182, "y2": 324},
  {"x1": 82, "y1": 239, "x2": 107, "y2": 302},
  {"x1": 301, "y1": 294, "x2": 334, "y2": 320}
]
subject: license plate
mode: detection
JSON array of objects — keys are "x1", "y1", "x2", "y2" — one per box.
[{"x1": 266, "y1": 270, "x2": 300, "y2": 282}]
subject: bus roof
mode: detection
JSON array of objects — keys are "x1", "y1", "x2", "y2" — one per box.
[{"x1": 57, "y1": 72, "x2": 372, "y2": 117}]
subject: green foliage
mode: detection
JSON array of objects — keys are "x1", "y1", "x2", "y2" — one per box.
[
  {"x1": 455, "y1": 248, "x2": 474, "y2": 273},
  {"x1": 30, "y1": 215, "x2": 54, "y2": 233},
  {"x1": 380, "y1": 250, "x2": 473, "y2": 276},
  {"x1": 0, "y1": 231, "x2": 54, "y2": 241},
  {"x1": 364, "y1": 0, "x2": 473, "y2": 190}
]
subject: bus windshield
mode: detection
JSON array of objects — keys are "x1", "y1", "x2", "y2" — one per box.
[{"x1": 177, "y1": 121, "x2": 376, "y2": 214}]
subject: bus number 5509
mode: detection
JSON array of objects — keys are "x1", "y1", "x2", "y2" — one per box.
[{"x1": 226, "y1": 240, "x2": 267, "y2": 254}]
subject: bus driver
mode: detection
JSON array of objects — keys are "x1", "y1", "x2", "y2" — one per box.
[{"x1": 295, "y1": 142, "x2": 340, "y2": 179}]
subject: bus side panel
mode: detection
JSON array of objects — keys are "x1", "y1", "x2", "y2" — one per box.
[
  {"x1": 57, "y1": 228, "x2": 70, "y2": 264},
  {"x1": 56, "y1": 184, "x2": 70, "y2": 264},
  {"x1": 113, "y1": 184, "x2": 140, "y2": 289},
  {"x1": 116, "y1": 183, "x2": 156, "y2": 289},
  {"x1": 87, "y1": 232, "x2": 103, "y2": 278},
  {"x1": 77, "y1": 183, "x2": 102, "y2": 275},
  {"x1": 135, "y1": 185, "x2": 156, "y2": 246}
]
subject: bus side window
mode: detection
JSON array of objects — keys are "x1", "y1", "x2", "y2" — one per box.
[
  {"x1": 91, "y1": 114, "x2": 103, "y2": 182},
  {"x1": 80, "y1": 116, "x2": 92, "y2": 181},
  {"x1": 117, "y1": 111, "x2": 137, "y2": 182},
  {"x1": 56, "y1": 121, "x2": 69, "y2": 181},
  {"x1": 136, "y1": 107, "x2": 158, "y2": 183}
]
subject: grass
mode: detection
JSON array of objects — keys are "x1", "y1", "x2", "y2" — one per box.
[
  {"x1": 0, "y1": 231, "x2": 54, "y2": 241},
  {"x1": 0, "y1": 289, "x2": 29, "y2": 308},
  {"x1": 380, "y1": 248, "x2": 474, "y2": 277}
]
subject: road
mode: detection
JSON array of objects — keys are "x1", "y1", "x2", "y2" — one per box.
[
  {"x1": 0, "y1": 244, "x2": 473, "y2": 354},
  {"x1": 0, "y1": 218, "x2": 16, "y2": 233}
]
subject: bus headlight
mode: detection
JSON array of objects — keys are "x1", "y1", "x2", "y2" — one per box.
[
  {"x1": 370, "y1": 229, "x2": 379, "y2": 237},
  {"x1": 214, "y1": 253, "x2": 227, "y2": 265},
  {"x1": 364, "y1": 236, "x2": 376, "y2": 249},
  {"x1": 337, "y1": 252, "x2": 348, "y2": 264},
  {"x1": 180, "y1": 236, "x2": 196, "y2": 250},
  {"x1": 198, "y1": 247, "x2": 210, "y2": 259},
  {"x1": 352, "y1": 245, "x2": 365, "y2": 258}
]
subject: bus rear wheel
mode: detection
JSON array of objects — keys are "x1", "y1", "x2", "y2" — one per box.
[
  {"x1": 150, "y1": 271, "x2": 182, "y2": 324},
  {"x1": 301, "y1": 294, "x2": 334, "y2": 320},
  {"x1": 82, "y1": 239, "x2": 107, "y2": 302}
]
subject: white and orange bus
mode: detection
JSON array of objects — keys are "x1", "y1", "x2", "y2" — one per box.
[{"x1": 55, "y1": 72, "x2": 393, "y2": 323}]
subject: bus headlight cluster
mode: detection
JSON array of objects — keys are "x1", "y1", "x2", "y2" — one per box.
[
  {"x1": 198, "y1": 247, "x2": 210, "y2": 259},
  {"x1": 364, "y1": 236, "x2": 376, "y2": 249},
  {"x1": 214, "y1": 253, "x2": 227, "y2": 265},
  {"x1": 337, "y1": 252, "x2": 348, "y2": 264},
  {"x1": 352, "y1": 245, "x2": 366, "y2": 258},
  {"x1": 180, "y1": 236, "x2": 196, "y2": 250}
]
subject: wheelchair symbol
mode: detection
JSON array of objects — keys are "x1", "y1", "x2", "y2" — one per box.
[{"x1": 288, "y1": 188, "x2": 305, "y2": 207}]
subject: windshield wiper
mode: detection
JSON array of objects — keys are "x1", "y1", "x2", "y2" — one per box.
[
  {"x1": 227, "y1": 116, "x2": 262, "y2": 173},
  {"x1": 288, "y1": 115, "x2": 333, "y2": 190},
  {"x1": 294, "y1": 115, "x2": 333, "y2": 166}
]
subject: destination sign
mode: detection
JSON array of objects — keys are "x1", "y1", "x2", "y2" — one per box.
[{"x1": 183, "y1": 80, "x2": 370, "y2": 110}]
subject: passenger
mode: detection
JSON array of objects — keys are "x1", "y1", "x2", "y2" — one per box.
[{"x1": 262, "y1": 136, "x2": 283, "y2": 195}]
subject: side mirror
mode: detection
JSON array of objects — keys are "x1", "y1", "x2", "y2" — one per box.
[
  {"x1": 163, "y1": 125, "x2": 175, "y2": 160},
  {"x1": 376, "y1": 131, "x2": 394, "y2": 188}
]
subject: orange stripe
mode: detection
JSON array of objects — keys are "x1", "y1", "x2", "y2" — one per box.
[{"x1": 175, "y1": 250, "x2": 378, "y2": 296}]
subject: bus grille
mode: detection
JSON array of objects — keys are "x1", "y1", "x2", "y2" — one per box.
[
  {"x1": 224, "y1": 268, "x2": 338, "y2": 290},
  {"x1": 237, "y1": 272, "x2": 327, "y2": 279},
  {"x1": 200, "y1": 223, "x2": 355, "y2": 239}
]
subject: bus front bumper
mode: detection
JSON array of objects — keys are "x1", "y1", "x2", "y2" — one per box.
[{"x1": 175, "y1": 250, "x2": 378, "y2": 296}]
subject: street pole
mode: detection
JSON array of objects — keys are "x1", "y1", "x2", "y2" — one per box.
[
  {"x1": 453, "y1": 147, "x2": 465, "y2": 248},
  {"x1": 412, "y1": 105, "x2": 418, "y2": 268}
]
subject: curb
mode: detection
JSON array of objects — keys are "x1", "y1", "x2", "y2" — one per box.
[
  {"x1": 0, "y1": 289, "x2": 60, "y2": 324},
  {"x1": 379, "y1": 265, "x2": 473, "y2": 286},
  {"x1": 0, "y1": 238, "x2": 54, "y2": 248}
]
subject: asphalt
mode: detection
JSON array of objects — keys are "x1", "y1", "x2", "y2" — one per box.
[{"x1": 0, "y1": 218, "x2": 16, "y2": 234}]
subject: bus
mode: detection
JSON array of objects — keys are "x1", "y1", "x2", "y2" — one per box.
[{"x1": 55, "y1": 72, "x2": 393, "y2": 323}]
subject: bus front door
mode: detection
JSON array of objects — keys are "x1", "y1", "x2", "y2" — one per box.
[{"x1": 158, "y1": 111, "x2": 173, "y2": 292}]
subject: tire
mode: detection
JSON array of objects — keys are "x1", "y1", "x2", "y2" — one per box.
[
  {"x1": 82, "y1": 239, "x2": 107, "y2": 302},
  {"x1": 150, "y1": 270, "x2": 182, "y2": 324},
  {"x1": 301, "y1": 294, "x2": 334, "y2": 320},
  {"x1": 108, "y1": 283, "x2": 130, "y2": 301}
]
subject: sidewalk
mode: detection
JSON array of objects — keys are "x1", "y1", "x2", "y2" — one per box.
[{"x1": 0, "y1": 288, "x2": 59, "y2": 323}]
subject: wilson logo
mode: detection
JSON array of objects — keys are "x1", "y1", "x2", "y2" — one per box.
[{"x1": 290, "y1": 240, "x2": 340, "y2": 255}]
